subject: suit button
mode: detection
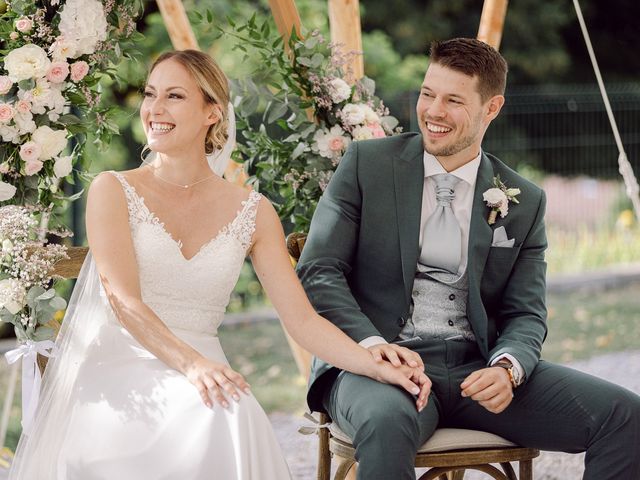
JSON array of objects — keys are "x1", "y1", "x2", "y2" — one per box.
[
  {"x1": 449, "y1": 294, "x2": 456, "y2": 300},
  {"x1": 398, "y1": 316, "x2": 407, "y2": 327},
  {"x1": 448, "y1": 320, "x2": 454, "y2": 326}
]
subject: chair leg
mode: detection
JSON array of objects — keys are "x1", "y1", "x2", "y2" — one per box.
[
  {"x1": 334, "y1": 456, "x2": 356, "y2": 480},
  {"x1": 317, "y1": 414, "x2": 331, "y2": 480},
  {"x1": 519, "y1": 459, "x2": 533, "y2": 480},
  {"x1": 500, "y1": 462, "x2": 517, "y2": 480}
]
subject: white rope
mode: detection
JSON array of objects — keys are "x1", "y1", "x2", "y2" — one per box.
[{"x1": 572, "y1": 0, "x2": 640, "y2": 222}]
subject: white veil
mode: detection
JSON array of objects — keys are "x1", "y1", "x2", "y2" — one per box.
[
  {"x1": 8, "y1": 105, "x2": 237, "y2": 478},
  {"x1": 9, "y1": 253, "x2": 107, "y2": 478}
]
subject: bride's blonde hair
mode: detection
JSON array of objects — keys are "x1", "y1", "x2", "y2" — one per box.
[{"x1": 148, "y1": 50, "x2": 230, "y2": 154}]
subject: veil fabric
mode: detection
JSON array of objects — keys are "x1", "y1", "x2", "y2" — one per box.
[
  {"x1": 9, "y1": 253, "x2": 108, "y2": 478},
  {"x1": 9, "y1": 103, "x2": 238, "y2": 478}
]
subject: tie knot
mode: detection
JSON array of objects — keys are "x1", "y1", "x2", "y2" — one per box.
[{"x1": 432, "y1": 173, "x2": 459, "y2": 206}]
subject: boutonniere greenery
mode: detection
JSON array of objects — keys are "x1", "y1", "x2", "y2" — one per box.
[{"x1": 482, "y1": 175, "x2": 521, "y2": 225}]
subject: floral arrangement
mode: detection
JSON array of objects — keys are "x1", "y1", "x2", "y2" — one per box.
[
  {"x1": 0, "y1": 205, "x2": 69, "y2": 342},
  {"x1": 214, "y1": 15, "x2": 400, "y2": 232},
  {"x1": 0, "y1": 0, "x2": 143, "y2": 208},
  {"x1": 483, "y1": 174, "x2": 520, "y2": 225}
]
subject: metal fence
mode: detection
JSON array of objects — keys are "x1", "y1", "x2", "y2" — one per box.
[{"x1": 394, "y1": 82, "x2": 640, "y2": 229}]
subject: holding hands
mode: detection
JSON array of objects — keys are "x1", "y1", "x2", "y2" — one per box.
[{"x1": 367, "y1": 343, "x2": 431, "y2": 412}]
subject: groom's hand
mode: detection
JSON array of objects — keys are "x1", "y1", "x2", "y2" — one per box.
[
  {"x1": 460, "y1": 367, "x2": 513, "y2": 414},
  {"x1": 368, "y1": 343, "x2": 423, "y2": 369}
]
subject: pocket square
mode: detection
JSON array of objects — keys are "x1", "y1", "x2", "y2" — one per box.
[{"x1": 492, "y1": 226, "x2": 515, "y2": 248}]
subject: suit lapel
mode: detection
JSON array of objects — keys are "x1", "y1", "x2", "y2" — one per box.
[
  {"x1": 467, "y1": 152, "x2": 495, "y2": 351},
  {"x1": 393, "y1": 135, "x2": 424, "y2": 304}
]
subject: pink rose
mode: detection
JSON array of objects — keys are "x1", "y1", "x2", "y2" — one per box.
[
  {"x1": 0, "y1": 104, "x2": 15, "y2": 123},
  {"x1": 70, "y1": 61, "x2": 89, "y2": 82},
  {"x1": 19, "y1": 141, "x2": 42, "y2": 163},
  {"x1": 329, "y1": 137, "x2": 345, "y2": 152},
  {"x1": 15, "y1": 17, "x2": 33, "y2": 33},
  {"x1": 0, "y1": 76, "x2": 12, "y2": 95},
  {"x1": 15, "y1": 100, "x2": 31, "y2": 115},
  {"x1": 47, "y1": 62, "x2": 70, "y2": 83},
  {"x1": 368, "y1": 122, "x2": 386, "y2": 139},
  {"x1": 25, "y1": 159, "x2": 44, "y2": 176}
]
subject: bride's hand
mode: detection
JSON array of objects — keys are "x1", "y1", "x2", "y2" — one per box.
[
  {"x1": 372, "y1": 361, "x2": 431, "y2": 412},
  {"x1": 186, "y1": 357, "x2": 250, "y2": 409}
]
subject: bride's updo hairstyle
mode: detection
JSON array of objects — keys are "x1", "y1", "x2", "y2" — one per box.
[{"x1": 149, "y1": 50, "x2": 230, "y2": 154}]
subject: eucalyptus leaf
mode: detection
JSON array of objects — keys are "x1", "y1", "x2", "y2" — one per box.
[{"x1": 33, "y1": 326, "x2": 55, "y2": 342}]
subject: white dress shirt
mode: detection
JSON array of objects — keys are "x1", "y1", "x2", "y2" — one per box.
[{"x1": 359, "y1": 150, "x2": 524, "y2": 381}]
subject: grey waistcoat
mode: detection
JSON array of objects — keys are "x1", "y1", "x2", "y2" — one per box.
[{"x1": 398, "y1": 269, "x2": 476, "y2": 342}]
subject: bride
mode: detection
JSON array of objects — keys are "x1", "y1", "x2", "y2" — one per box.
[{"x1": 9, "y1": 50, "x2": 430, "y2": 479}]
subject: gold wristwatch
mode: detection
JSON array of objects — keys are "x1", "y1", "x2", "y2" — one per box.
[{"x1": 494, "y1": 360, "x2": 521, "y2": 388}]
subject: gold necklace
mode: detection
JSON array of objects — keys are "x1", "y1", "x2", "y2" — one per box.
[{"x1": 151, "y1": 169, "x2": 217, "y2": 189}]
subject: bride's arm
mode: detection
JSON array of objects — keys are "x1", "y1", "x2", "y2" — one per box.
[
  {"x1": 250, "y1": 198, "x2": 430, "y2": 410},
  {"x1": 86, "y1": 173, "x2": 249, "y2": 408}
]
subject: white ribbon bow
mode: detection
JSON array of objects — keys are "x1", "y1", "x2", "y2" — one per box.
[{"x1": 5, "y1": 340, "x2": 57, "y2": 431}]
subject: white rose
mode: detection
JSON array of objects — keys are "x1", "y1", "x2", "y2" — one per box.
[
  {"x1": 328, "y1": 78, "x2": 351, "y2": 104},
  {"x1": 32, "y1": 125, "x2": 68, "y2": 160},
  {"x1": 49, "y1": 35, "x2": 78, "y2": 61},
  {"x1": 482, "y1": 188, "x2": 507, "y2": 207},
  {"x1": 341, "y1": 103, "x2": 367, "y2": 126},
  {"x1": 361, "y1": 105, "x2": 380, "y2": 124},
  {"x1": 58, "y1": 0, "x2": 108, "y2": 57},
  {"x1": 0, "y1": 124, "x2": 20, "y2": 143},
  {"x1": 352, "y1": 125, "x2": 375, "y2": 141},
  {"x1": 4, "y1": 44, "x2": 51, "y2": 82},
  {"x1": 0, "y1": 278, "x2": 27, "y2": 315},
  {"x1": 0, "y1": 181, "x2": 17, "y2": 202},
  {"x1": 53, "y1": 155, "x2": 73, "y2": 178}
]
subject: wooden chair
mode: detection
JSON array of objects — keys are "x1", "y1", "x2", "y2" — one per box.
[{"x1": 286, "y1": 233, "x2": 539, "y2": 480}]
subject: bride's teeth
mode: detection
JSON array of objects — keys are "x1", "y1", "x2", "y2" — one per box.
[
  {"x1": 427, "y1": 123, "x2": 451, "y2": 133},
  {"x1": 151, "y1": 122, "x2": 175, "y2": 132}
]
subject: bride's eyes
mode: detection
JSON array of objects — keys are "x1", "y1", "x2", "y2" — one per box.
[{"x1": 142, "y1": 91, "x2": 185, "y2": 99}]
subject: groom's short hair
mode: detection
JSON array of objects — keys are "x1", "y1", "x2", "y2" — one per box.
[{"x1": 429, "y1": 38, "x2": 508, "y2": 102}]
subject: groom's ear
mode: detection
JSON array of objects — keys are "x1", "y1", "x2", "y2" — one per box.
[{"x1": 485, "y1": 95, "x2": 505, "y2": 123}]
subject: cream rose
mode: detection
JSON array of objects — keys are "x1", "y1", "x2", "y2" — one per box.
[
  {"x1": 482, "y1": 188, "x2": 507, "y2": 207},
  {"x1": 47, "y1": 62, "x2": 70, "y2": 83},
  {"x1": 31, "y1": 125, "x2": 68, "y2": 160},
  {"x1": 4, "y1": 44, "x2": 51, "y2": 82},
  {"x1": 328, "y1": 78, "x2": 351, "y2": 104},
  {"x1": 0, "y1": 104, "x2": 15, "y2": 123},
  {"x1": 341, "y1": 103, "x2": 366, "y2": 126},
  {"x1": 0, "y1": 76, "x2": 12, "y2": 95},
  {"x1": 0, "y1": 181, "x2": 17, "y2": 202},
  {"x1": 70, "y1": 61, "x2": 89, "y2": 82},
  {"x1": 15, "y1": 17, "x2": 33, "y2": 33},
  {"x1": 19, "y1": 141, "x2": 41, "y2": 163},
  {"x1": 58, "y1": 0, "x2": 108, "y2": 57},
  {"x1": 54, "y1": 155, "x2": 73, "y2": 178}
]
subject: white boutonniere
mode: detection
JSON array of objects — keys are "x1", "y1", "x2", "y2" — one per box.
[{"x1": 483, "y1": 175, "x2": 520, "y2": 225}]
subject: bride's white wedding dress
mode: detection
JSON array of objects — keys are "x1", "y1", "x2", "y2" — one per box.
[{"x1": 10, "y1": 171, "x2": 292, "y2": 480}]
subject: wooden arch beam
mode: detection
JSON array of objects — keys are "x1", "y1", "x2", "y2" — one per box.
[
  {"x1": 328, "y1": 0, "x2": 365, "y2": 80},
  {"x1": 477, "y1": 0, "x2": 509, "y2": 50}
]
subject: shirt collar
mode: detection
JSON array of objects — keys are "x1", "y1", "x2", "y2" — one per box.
[{"x1": 423, "y1": 150, "x2": 482, "y2": 187}]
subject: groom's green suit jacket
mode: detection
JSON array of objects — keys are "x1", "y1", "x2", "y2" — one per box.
[{"x1": 297, "y1": 133, "x2": 548, "y2": 413}]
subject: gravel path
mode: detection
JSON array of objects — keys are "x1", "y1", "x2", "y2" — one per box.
[{"x1": 271, "y1": 349, "x2": 640, "y2": 480}]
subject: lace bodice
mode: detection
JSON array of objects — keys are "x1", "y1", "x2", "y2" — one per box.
[{"x1": 110, "y1": 171, "x2": 261, "y2": 335}]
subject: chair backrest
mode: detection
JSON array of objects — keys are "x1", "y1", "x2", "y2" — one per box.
[{"x1": 53, "y1": 246, "x2": 89, "y2": 279}]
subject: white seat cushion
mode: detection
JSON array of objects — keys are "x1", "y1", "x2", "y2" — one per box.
[{"x1": 329, "y1": 424, "x2": 518, "y2": 453}]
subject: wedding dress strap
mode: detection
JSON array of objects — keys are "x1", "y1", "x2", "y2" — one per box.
[
  {"x1": 227, "y1": 190, "x2": 262, "y2": 251},
  {"x1": 109, "y1": 171, "x2": 159, "y2": 227}
]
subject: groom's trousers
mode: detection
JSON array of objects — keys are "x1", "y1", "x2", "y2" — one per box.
[{"x1": 323, "y1": 338, "x2": 640, "y2": 480}]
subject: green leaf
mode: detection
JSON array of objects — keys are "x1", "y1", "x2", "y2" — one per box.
[{"x1": 267, "y1": 102, "x2": 289, "y2": 124}]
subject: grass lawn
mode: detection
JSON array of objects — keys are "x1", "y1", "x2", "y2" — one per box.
[{"x1": 1, "y1": 282, "x2": 639, "y2": 453}]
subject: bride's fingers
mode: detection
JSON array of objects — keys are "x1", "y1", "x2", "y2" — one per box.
[
  {"x1": 224, "y1": 368, "x2": 251, "y2": 394},
  {"x1": 213, "y1": 371, "x2": 241, "y2": 402},
  {"x1": 206, "y1": 378, "x2": 230, "y2": 408},
  {"x1": 196, "y1": 380, "x2": 213, "y2": 408}
]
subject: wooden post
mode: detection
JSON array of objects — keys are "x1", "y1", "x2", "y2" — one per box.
[
  {"x1": 328, "y1": 0, "x2": 365, "y2": 80},
  {"x1": 156, "y1": 0, "x2": 199, "y2": 50},
  {"x1": 477, "y1": 0, "x2": 509, "y2": 50},
  {"x1": 268, "y1": 0, "x2": 303, "y2": 44}
]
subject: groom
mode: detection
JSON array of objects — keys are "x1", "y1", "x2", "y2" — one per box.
[{"x1": 297, "y1": 38, "x2": 640, "y2": 479}]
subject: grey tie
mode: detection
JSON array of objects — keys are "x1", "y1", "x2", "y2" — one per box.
[{"x1": 419, "y1": 173, "x2": 462, "y2": 274}]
